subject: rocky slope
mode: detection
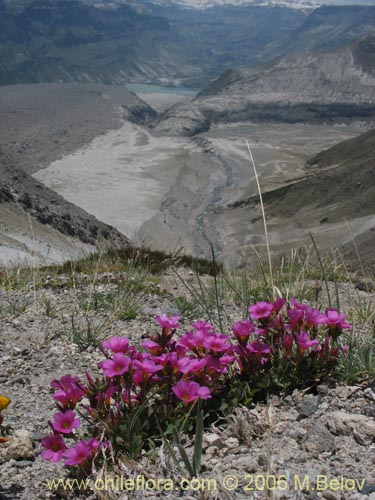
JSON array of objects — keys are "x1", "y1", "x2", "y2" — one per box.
[
  {"x1": 275, "y1": 4, "x2": 375, "y2": 56},
  {"x1": 0, "y1": 163, "x2": 130, "y2": 264},
  {"x1": 155, "y1": 35, "x2": 375, "y2": 136},
  {"x1": 0, "y1": 267, "x2": 375, "y2": 500},
  {"x1": 224, "y1": 127, "x2": 375, "y2": 269},
  {"x1": 0, "y1": 83, "x2": 158, "y2": 265}
]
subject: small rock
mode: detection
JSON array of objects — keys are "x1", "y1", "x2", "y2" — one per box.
[
  {"x1": 354, "y1": 421, "x2": 375, "y2": 445},
  {"x1": 280, "y1": 408, "x2": 299, "y2": 421},
  {"x1": 225, "y1": 437, "x2": 239, "y2": 449},
  {"x1": 327, "y1": 411, "x2": 375, "y2": 444},
  {"x1": 303, "y1": 421, "x2": 335, "y2": 454},
  {"x1": 205, "y1": 446, "x2": 218, "y2": 458},
  {"x1": 232, "y1": 455, "x2": 258, "y2": 472},
  {"x1": 360, "y1": 484, "x2": 375, "y2": 495},
  {"x1": 258, "y1": 454, "x2": 268, "y2": 466},
  {"x1": 0, "y1": 429, "x2": 34, "y2": 463},
  {"x1": 31, "y1": 432, "x2": 46, "y2": 442},
  {"x1": 355, "y1": 279, "x2": 374, "y2": 292},
  {"x1": 317, "y1": 385, "x2": 329, "y2": 395},
  {"x1": 203, "y1": 433, "x2": 225, "y2": 449},
  {"x1": 10, "y1": 376, "x2": 30, "y2": 385},
  {"x1": 364, "y1": 388, "x2": 375, "y2": 402},
  {"x1": 332, "y1": 386, "x2": 361, "y2": 399},
  {"x1": 14, "y1": 459, "x2": 33, "y2": 468},
  {"x1": 297, "y1": 395, "x2": 320, "y2": 418},
  {"x1": 322, "y1": 492, "x2": 339, "y2": 500}
]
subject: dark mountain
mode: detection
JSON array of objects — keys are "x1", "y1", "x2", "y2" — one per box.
[
  {"x1": 276, "y1": 5, "x2": 375, "y2": 55},
  {"x1": 0, "y1": 0, "x2": 200, "y2": 85},
  {"x1": 264, "y1": 128, "x2": 375, "y2": 225},
  {"x1": 263, "y1": 128, "x2": 375, "y2": 268},
  {"x1": 1, "y1": 0, "x2": 374, "y2": 87},
  {"x1": 155, "y1": 35, "x2": 375, "y2": 135},
  {"x1": 126, "y1": 2, "x2": 375, "y2": 78},
  {"x1": 137, "y1": 2, "x2": 307, "y2": 80}
]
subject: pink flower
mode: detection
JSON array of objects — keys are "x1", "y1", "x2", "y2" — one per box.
[
  {"x1": 205, "y1": 355, "x2": 227, "y2": 374},
  {"x1": 51, "y1": 374, "x2": 80, "y2": 392},
  {"x1": 132, "y1": 359, "x2": 163, "y2": 374},
  {"x1": 233, "y1": 320, "x2": 254, "y2": 342},
  {"x1": 87, "y1": 438, "x2": 100, "y2": 453},
  {"x1": 254, "y1": 328, "x2": 267, "y2": 336},
  {"x1": 295, "y1": 332, "x2": 319, "y2": 352},
  {"x1": 192, "y1": 321, "x2": 212, "y2": 333},
  {"x1": 64, "y1": 441, "x2": 90, "y2": 466},
  {"x1": 304, "y1": 308, "x2": 327, "y2": 328},
  {"x1": 288, "y1": 309, "x2": 304, "y2": 330},
  {"x1": 132, "y1": 358, "x2": 163, "y2": 385},
  {"x1": 53, "y1": 385, "x2": 84, "y2": 409},
  {"x1": 177, "y1": 357, "x2": 207, "y2": 374},
  {"x1": 248, "y1": 302, "x2": 274, "y2": 320},
  {"x1": 41, "y1": 435, "x2": 67, "y2": 462},
  {"x1": 272, "y1": 298, "x2": 286, "y2": 314},
  {"x1": 219, "y1": 354, "x2": 235, "y2": 367},
  {"x1": 140, "y1": 340, "x2": 162, "y2": 355},
  {"x1": 172, "y1": 380, "x2": 212, "y2": 404},
  {"x1": 282, "y1": 334, "x2": 294, "y2": 352},
  {"x1": 247, "y1": 341, "x2": 271, "y2": 355},
  {"x1": 155, "y1": 313, "x2": 180, "y2": 330},
  {"x1": 102, "y1": 336, "x2": 130, "y2": 354},
  {"x1": 291, "y1": 297, "x2": 308, "y2": 311},
  {"x1": 101, "y1": 353, "x2": 131, "y2": 378},
  {"x1": 52, "y1": 410, "x2": 80, "y2": 434},
  {"x1": 203, "y1": 334, "x2": 231, "y2": 352},
  {"x1": 288, "y1": 305, "x2": 326, "y2": 330},
  {"x1": 103, "y1": 383, "x2": 120, "y2": 405},
  {"x1": 178, "y1": 330, "x2": 205, "y2": 350},
  {"x1": 325, "y1": 309, "x2": 351, "y2": 330},
  {"x1": 152, "y1": 353, "x2": 169, "y2": 367}
]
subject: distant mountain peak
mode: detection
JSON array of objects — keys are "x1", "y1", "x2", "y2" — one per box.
[
  {"x1": 142, "y1": 0, "x2": 375, "y2": 10},
  {"x1": 144, "y1": 0, "x2": 321, "y2": 9}
]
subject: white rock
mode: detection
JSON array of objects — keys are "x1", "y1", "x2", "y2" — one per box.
[
  {"x1": 225, "y1": 437, "x2": 239, "y2": 449},
  {"x1": 203, "y1": 433, "x2": 225, "y2": 449},
  {"x1": 0, "y1": 429, "x2": 34, "y2": 463}
]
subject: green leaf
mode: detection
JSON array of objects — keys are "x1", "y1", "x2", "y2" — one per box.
[{"x1": 192, "y1": 402, "x2": 203, "y2": 476}]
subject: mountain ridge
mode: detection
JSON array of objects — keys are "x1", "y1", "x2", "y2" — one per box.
[
  {"x1": 155, "y1": 34, "x2": 375, "y2": 136},
  {"x1": 0, "y1": 0, "x2": 201, "y2": 86}
]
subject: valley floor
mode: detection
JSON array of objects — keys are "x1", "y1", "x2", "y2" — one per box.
[{"x1": 33, "y1": 113, "x2": 363, "y2": 265}]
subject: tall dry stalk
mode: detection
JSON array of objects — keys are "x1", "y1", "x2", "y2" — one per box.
[{"x1": 246, "y1": 139, "x2": 274, "y2": 293}]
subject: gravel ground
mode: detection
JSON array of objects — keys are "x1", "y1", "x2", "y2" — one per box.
[{"x1": 0, "y1": 268, "x2": 374, "y2": 500}]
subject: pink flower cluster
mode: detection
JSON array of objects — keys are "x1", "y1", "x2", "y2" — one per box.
[
  {"x1": 41, "y1": 375, "x2": 105, "y2": 465},
  {"x1": 42, "y1": 299, "x2": 350, "y2": 467}
]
